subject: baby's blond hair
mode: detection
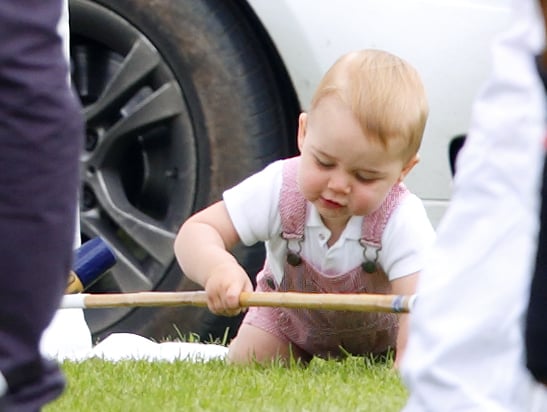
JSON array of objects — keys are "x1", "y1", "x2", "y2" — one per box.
[{"x1": 310, "y1": 49, "x2": 429, "y2": 161}]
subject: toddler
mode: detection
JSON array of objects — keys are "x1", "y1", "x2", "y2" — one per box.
[{"x1": 175, "y1": 49, "x2": 434, "y2": 366}]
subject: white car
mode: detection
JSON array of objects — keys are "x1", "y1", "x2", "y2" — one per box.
[{"x1": 69, "y1": 0, "x2": 512, "y2": 341}]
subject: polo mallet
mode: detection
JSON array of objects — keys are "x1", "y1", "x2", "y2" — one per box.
[
  {"x1": 60, "y1": 291, "x2": 416, "y2": 313},
  {"x1": 65, "y1": 237, "x2": 117, "y2": 294}
]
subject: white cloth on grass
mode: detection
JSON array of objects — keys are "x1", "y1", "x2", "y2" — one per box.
[
  {"x1": 40, "y1": 308, "x2": 93, "y2": 361},
  {"x1": 88, "y1": 333, "x2": 228, "y2": 362},
  {"x1": 401, "y1": 0, "x2": 547, "y2": 410},
  {"x1": 44, "y1": 332, "x2": 227, "y2": 363}
]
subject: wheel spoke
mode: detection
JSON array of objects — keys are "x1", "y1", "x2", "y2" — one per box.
[
  {"x1": 88, "y1": 82, "x2": 184, "y2": 166},
  {"x1": 84, "y1": 37, "x2": 161, "y2": 122},
  {"x1": 111, "y1": 81, "x2": 184, "y2": 138},
  {"x1": 110, "y1": 253, "x2": 154, "y2": 291},
  {"x1": 85, "y1": 173, "x2": 176, "y2": 266}
]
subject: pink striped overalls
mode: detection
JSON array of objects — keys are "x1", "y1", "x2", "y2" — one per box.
[{"x1": 243, "y1": 157, "x2": 409, "y2": 358}]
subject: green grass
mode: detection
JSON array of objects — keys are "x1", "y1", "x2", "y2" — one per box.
[{"x1": 44, "y1": 354, "x2": 408, "y2": 411}]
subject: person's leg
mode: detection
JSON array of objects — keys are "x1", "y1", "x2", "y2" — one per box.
[
  {"x1": 526, "y1": 152, "x2": 547, "y2": 385},
  {"x1": 0, "y1": 0, "x2": 83, "y2": 409},
  {"x1": 525, "y1": 1, "x2": 547, "y2": 386},
  {"x1": 228, "y1": 324, "x2": 310, "y2": 365}
]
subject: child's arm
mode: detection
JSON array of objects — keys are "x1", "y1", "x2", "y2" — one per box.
[
  {"x1": 390, "y1": 272, "x2": 419, "y2": 369},
  {"x1": 174, "y1": 200, "x2": 254, "y2": 316}
]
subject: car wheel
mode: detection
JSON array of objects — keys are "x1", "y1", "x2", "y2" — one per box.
[{"x1": 69, "y1": 0, "x2": 298, "y2": 342}]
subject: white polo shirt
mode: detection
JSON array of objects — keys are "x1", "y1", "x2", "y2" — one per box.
[{"x1": 223, "y1": 159, "x2": 435, "y2": 284}]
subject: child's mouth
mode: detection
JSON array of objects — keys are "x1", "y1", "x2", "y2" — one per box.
[{"x1": 320, "y1": 197, "x2": 343, "y2": 209}]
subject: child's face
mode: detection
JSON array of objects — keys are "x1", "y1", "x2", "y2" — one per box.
[{"x1": 297, "y1": 96, "x2": 417, "y2": 228}]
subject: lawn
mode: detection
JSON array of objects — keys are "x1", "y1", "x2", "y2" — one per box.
[{"x1": 45, "y1": 354, "x2": 408, "y2": 411}]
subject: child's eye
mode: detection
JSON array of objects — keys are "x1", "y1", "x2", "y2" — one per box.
[
  {"x1": 315, "y1": 157, "x2": 334, "y2": 168},
  {"x1": 356, "y1": 174, "x2": 376, "y2": 183}
]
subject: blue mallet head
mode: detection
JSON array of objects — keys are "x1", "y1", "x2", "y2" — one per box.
[{"x1": 66, "y1": 237, "x2": 117, "y2": 294}]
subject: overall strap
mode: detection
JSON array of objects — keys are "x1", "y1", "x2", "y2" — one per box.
[
  {"x1": 279, "y1": 156, "x2": 307, "y2": 240},
  {"x1": 361, "y1": 183, "x2": 409, "y2": 247}
]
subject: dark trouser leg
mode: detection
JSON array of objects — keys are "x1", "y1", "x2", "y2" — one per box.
[
  {"x1": 0, "y1": 0, "x2": 83, "y2": 410},
  {"x1": 526, "y1": 54, "x2": 547, "y2": 385},
  {"x1": 526, "y1": 151, "x2": 547, "y2": 384}
]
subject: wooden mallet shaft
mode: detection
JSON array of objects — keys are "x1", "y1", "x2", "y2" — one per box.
[{"x1": 60, "y1": 291, "x2": 415, "y2": 313}]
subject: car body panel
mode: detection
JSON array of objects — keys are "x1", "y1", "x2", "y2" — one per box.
[{"x1": 247, "y1": 0, "x2": 513, "y2": 225}]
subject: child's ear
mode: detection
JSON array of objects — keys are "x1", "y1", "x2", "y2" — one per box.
[
  {"x1": 399, "y1": 154, "x2": 420, "y2": 182},
  {"x1": 297, "y1": 112, "x2": 308, "y2": 153}
]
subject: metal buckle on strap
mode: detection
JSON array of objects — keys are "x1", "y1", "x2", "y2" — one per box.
[
  {"x1": 281, "y1": 232, "x2": 304, "y2": 266},
  {"x1": 359, "y1": 239, "x2": 381, "y2": 273}
]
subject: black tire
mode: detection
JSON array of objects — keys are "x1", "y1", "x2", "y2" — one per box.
[{"x1": 69, "y1": 0, "x2": 299, "y2": 342}]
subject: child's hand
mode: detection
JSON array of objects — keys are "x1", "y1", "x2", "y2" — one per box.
[{"x1": 204, "y1": 262, "x2": 253, "y2": 316}]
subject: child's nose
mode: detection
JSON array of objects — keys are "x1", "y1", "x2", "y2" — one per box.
[{"x1": 327, "y1": 171, "x2": 351, "y2": 194}]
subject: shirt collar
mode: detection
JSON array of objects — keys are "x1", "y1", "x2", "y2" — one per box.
[{"x1": 306, "y1": 204, "x2": 363, "y2": 240}]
